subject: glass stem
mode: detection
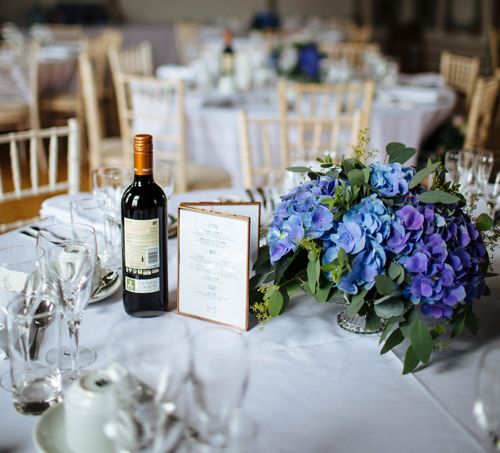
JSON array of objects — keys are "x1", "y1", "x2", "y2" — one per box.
[{"x1": 68, "y1": 318, "x2": 81, "y2": 379}]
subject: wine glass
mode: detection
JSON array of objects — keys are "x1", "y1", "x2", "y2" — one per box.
[
  {"x1": 191, "y1": 327, "x2": 249, "y2": 444},
  {"x1": 484, "y1": 172, "x2": 500, "y2": 220},
  {"x1": 457, "y1": 150, "x2": 476, "y2": 197},
  {"x1": 475, "y1": 150, "x2": 494, "y2": 196},
  {"x1": 444, "y1": 150, "x2": 460, "y2": 184},
  {"x1": 36, "y1": 223, "x2": 98, "y2": 371},
  {"x1": 154, "y1": 159, "x2": 175, "y2": 200},
  {"x1": 474, "y1": 344, "x2": 500, "y2": 451},
  {"x1": 0, "y1": 245, "x2": 45, "y2": 390},
  {"x1": 105, "y1": 315, "x2": 190, "y2": 453},
  {"x1": 46, "y1": 242, "x2": 95, "y2": 380}
]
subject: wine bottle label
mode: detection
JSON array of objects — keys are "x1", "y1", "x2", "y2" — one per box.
[{"x1": 123, "y1": 218, "x2": 161, "y2": 293}]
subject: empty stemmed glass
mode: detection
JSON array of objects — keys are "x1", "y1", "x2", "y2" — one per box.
[
  {"x1": 456, "y1": 150, "x2": 476, "y2": 195},
  {"x1": 190, "y1": 327, "x2": 249, "y2": 447},
  {"x1": 474, "y1": 150, "x2": 494, "y2": 197},
  {"x1": 484, "y1": 172, "x2": 500, "y2": 220},
  {"x1": 474, "y1": 344, "x2": 500, "y2": 451},
  {"x1": 46, "y1": 241, "x2": 95, "y2": 381},
  {"x1": 105, "y1": 316, "x2": 190, "y2": 453}
]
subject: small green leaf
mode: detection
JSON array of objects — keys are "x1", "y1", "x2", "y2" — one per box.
[
  {"x1": 379, "y1": 316, "x2": 403, "y2": 344},
  {"x1": 287, "y1": 166, "x2": 311, "y2": 173},
  {"x1": 337, "y1": 247, "x2": 348, "y2": 267},
  {"x1": 451, "y1": 312, "x2": 466, "y2": 338},
  {"x1": 267, "y1": 289, "x2": 284, "y2": 317},
  {"x1": 381, "y1": 329, "x2": 404, "y2": 354},
  {"x1": 375, "y1": 275, "x2": 397, "y2": 296},
  {"x1": 346, "y1": 289, "x2": 367, "y2": 317},
  {"x1": 348, "y1": 169, "x2": 365, "y2": 186},
  {"x1": 388, "y1": 262, "x2": 404, "y2": 281},
  {"x1": 274, "y1": 249, "x2": 299, "y2": 283},
  {"x1": 365, "y1": 311, "x2": 383, "y2": 331},
  {"x1": 315, "y1": 278, "x2": 332, "y2": 303},
  {"x1": 374, "y1": 299, "x2": 405, "y2": 318},
  {"x1": 284, "y1": 279, "x2": 301, "y2": 298},
  {"x1": 465, "y1": 307, "x2": 479, "y2": 335},
  {"x1": 476, "y1": 213, "x2": 494, "y2": 231},
  {"x1": 307, "y1": 258, "x2": 319, "y2": 293},
  {"x1": 409, "y1": 320, "x2": 433, "y2": 364},
  {"x1": 409, "y1": 161, "x2": 441, "y2": 189},
  {"x1": 253, "y1": 245, "x2": 271, "y2": 272},
  {"x1": 403, "y1": 346, "x2": 420, "y2": 374},
  {"x1": 362, "y1": 167, "x2": 371, "y2": 183},
  {"x1": 386, "y1": 143, "x2": 417, "y2": 164},
  {"x1": 417, "y1": 190, "x2": 460, "y2": 204}
]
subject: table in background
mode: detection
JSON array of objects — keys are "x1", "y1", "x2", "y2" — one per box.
[{"x1": 0, "y1": 189, "x2": 496, "y2": 453}]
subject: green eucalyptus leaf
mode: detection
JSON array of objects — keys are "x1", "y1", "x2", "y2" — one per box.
[
  {"x1": 451, "y1": 311, "x2": 466, "y2": 338},
  {"x1": 267, "y1": 289, "x2": 284, "y2": 317},
  {"x1": 409, "y1": 320, "x2": 433, "y2": 364},
  {"x1": 287, "y1": 166, "x2": 311, "y2": 173},
  {"x1": 409, "y1": 161, "x2": 441, "y2": 189},
  {"x1": 388, "y1": 262, "x2": 404, "y2": 281},
  {"x1": 316, "y1": 278, "x2": 332, "y2": 303},
  {"x1": 380, "y1": 328, "x2": 404, "y2": 354},
  {"x1": 417, "y1": 190, "x2": 460, "y2": 204},
  {"x1": 253, "y1": 245, "x2": 271, "y2": 272},
  {"x1": 346, "y1": 289, "x2": 367, "y2": 317},
  {"x1": 274, "y1": 249, "x2": 300, "y2": 283},
  {"x1": 465, "y1": 307, "x2": 479, "y2": 335},
  {"x1": 375, "y1": 275, "x2": 397, "y2": 296},
  {"x1": 348, "y1": 169, "x2": 365, "y2": 187},
  {"x1": 365, "y1": 311, "x2": 383, "y2": 331},
  {"x1": 374, "y1": 299, "x2": 405, "y2": 318},
  {"x1": 387, "y1": 143, "x2": 417, "y2": 164},
  {"x1": 284, "y1": 279, "x2": 301, "y2": 297},
  {"x1": 402, "y1": 346, "x2": 420, "y2": 374},
  {"x1": 337, "y1": 247, "x2": 348, "y2": 267},
  {"x1": 362, "y1": 167, "x2": 371, "y2": 183},
  {"x1": 379, "y1": 316, "x2": 404, "y2": 344},
  {"x1": 476, "y1": 213, "x2": 494, "y2": 231},
  {"x1": 307, "y1": 258, "x2": 319, "y2": 293}
]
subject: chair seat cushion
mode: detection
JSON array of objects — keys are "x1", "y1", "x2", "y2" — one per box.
[{"x1": 186, "y1": 162, "x2": 232, "y2": 191}]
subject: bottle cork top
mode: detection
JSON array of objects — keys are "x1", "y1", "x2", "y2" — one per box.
[{"x1": 134, "y1": 134, "x2": 153, "y2": 153}]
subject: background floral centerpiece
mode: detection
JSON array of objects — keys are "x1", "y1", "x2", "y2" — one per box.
[
  {"x1": 272, "y1": 41, "x2": 325, "y2": 83},
  {"x1": 251, "y1": 133, "x2": 498, "y2": 374}
]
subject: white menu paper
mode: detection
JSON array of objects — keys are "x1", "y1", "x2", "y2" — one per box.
[{"x1": 177, "y1": 206, "x2": 254, "y2": 330}]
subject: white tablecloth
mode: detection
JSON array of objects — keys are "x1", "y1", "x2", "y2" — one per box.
[
  {"x1": 156, "y1": 77, "x2": 455, "y2": 187},
  {"x1": 0, "y1": 189, "x2": 498, "y2": 453}
]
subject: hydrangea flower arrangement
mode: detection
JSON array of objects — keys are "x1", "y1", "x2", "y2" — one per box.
[
  {"x1": 272, "y1": 42, "x2": 325, "y2": 83},
  {"x1": 251, "y1": 138, "x2": 498, "y2": 374}
]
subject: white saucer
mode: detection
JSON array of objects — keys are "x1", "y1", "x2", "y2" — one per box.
[
  {"x1": 89, "y1": 275, "x2": 121, "y2": 304},
  {"x1": 33, "y1": 403, "x2": 69, "y2": 453}
]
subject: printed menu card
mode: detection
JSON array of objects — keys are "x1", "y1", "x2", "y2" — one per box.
[{"x1": 177, "y1": 202, "x2": 260, "y2": 330}]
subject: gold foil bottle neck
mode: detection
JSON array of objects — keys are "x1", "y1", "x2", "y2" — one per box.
[
  {"x1": 134, "y1": 134, "x2": 153, "y2": 153},
  {"x1": 133, "y1": 134, "x2": 153, "y2": 175}
]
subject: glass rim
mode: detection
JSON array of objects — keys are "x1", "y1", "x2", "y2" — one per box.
[
  {"x1": 0, "y1": 245, "x2": 45, "y2": 266},
  {"x1": 37, "y1": 222, "x2": 96, "y2": 240},
  {"x1": 69, "y1": 196, "x2": 105, "y2": 209}
]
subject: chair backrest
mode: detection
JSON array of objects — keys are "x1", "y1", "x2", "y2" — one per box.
[
  {"x1": 79, "y1": 51, "x2": 108, "y2": 171},
  {"x1": 238, "y1": 112, "x2": 282, "y2": 189},
  {"x1": 440, "y1": 51, "x2": 480, "y2": 104},
  {"x1": 30, "y1": 24, "x2": 83, "y2": 44},
  {"x1": 464, "y1": 76, "x2": 499, "y2": 149},
  {"x1": 346, "y1": 24, "x2": 373, "y2": 43},
  {"x1": 0, "y1": 119, "x2": 80, "y2": 207},
  {"x1": 0, "y1": 40, "x2": 40, "y2": 130},
  {"x1": 174, "y1": 21, "x2": 200, "y2": 65},
  {"x1": 489, "y1": 28, "x2": 499, "y2": 72},
  {"x1": 84, "y1": 29, "x2": 123, "y2": 96},
  {"x1": 321, "y1": 42, "x2": 379, "y2": 71},
  {"x1": 108, "y1": 41, "x2": 153, "y2": 80},
  {"x1": 114, "y1": 74, "x2": 187, "y2": 190},
  {"x1": 239, "y1": 111, "x2": 361, "y2": 189},
  {"x1": 278, "y1": 79, "x2": 374, "y2": 130}
]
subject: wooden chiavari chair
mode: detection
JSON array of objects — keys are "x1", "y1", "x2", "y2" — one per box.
[
  {"x1": 440, "y1": 51, "x2": 480, "y2": 106},
  {"x1": 489, "y1": 28, "x2": 499, "y2": 72},
  {"x1": 0, "y1": 119, "x2": 80, "y2": 232},
  {"x1": 464, "y1": 76, "x2": 499, "y2": 150},
  {"x1": 114, "y1": 74, "x2": 231, "y2": 192}
]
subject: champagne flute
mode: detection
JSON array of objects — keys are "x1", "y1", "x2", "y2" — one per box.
[
  {"x1": 46, "y1": 242, "x2": 95, "y2": 380},
  {"x1": 474, "y1": 344, "x2": 500, "y2": 451},
  {"x1": 37, "y1": 223, "x2": 98, "y2": 371},
  {"x1": 474, "y1": 150, "x2": 494, "y2": 196}
]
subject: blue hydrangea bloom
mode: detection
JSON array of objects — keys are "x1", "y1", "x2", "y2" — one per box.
[{"x1": 369, "y1": 162, "x2": 415, "y2": 197}]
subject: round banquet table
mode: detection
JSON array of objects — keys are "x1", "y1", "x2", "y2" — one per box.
[
  {"x1": 156, "y1": 73, "x2": 456, "y2": 188},
  {"x1": 0, "y1": 188, "x2": 498, "y2": 453}
]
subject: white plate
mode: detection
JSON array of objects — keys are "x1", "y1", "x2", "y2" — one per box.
[
  {"x1": 89, "y1": 275, "x2": 121, "y2": 304},
  {"x1": 33, "y1": 403, "x2": 68, "y2": 453}
]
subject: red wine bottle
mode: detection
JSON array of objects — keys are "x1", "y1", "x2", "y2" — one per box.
[{"x1": 121, "y1": 134, "x2": 168, "y2": 317}]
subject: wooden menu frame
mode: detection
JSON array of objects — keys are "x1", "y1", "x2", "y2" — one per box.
[{"x1": 176, "y1": 203, "x2": 260, "y2": 331}]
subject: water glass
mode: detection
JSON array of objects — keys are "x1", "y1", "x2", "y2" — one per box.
[
  {"x1": 457, "y1": 150, "x2": 476, "y2": 195},
  {"x1": 474, "y1": 344, "x2": 500, "y2": 451},
  {"x1": 191, "y1": 328, "x2": 249, "y2": 439},
  {"x1": 475, "y1": 150, "x2": 494, "y2": 196},
  {"x1": 154, "y1": 159, "x2": 175, "y2": 199},
  {"x1": 7, "y1": 295, "x2": 62, "y2": 415},
  {"x1": 0, "y1": 245, "x2": 46, "y2": 363},
  {"x1": 444, "y1": 150, "x2": 460, "y2": 184},
  {"x1": 106, "y1": 316, "x2": 191, "y2": 452}
]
